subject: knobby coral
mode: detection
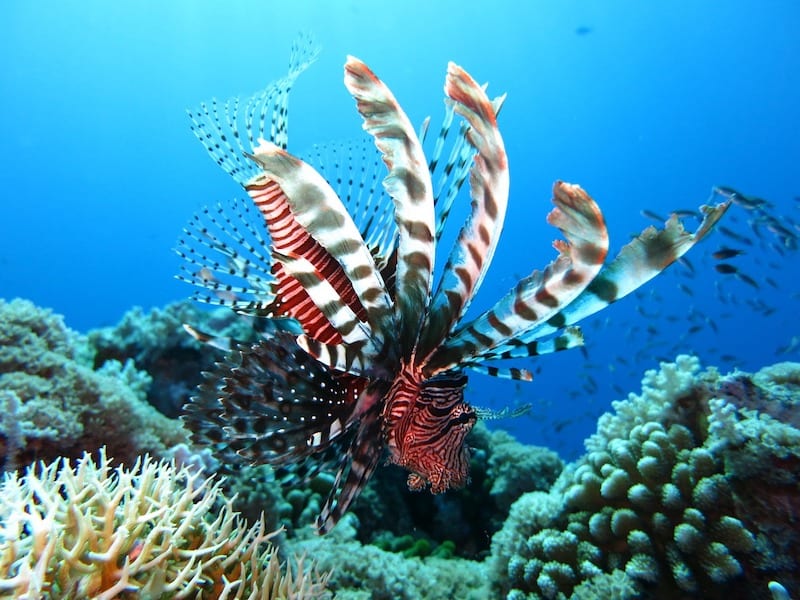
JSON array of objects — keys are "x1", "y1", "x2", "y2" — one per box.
[
  {"x1": 0, "y1": 449, "x2": 330, "y2": 599},
  {"x1": 490, "y1": 356, "x2": 800, "y2": 599}
]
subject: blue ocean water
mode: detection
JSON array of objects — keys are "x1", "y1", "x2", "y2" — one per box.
[{"x1": 1, "y1": 1, "x2": 798, "y2": 460}]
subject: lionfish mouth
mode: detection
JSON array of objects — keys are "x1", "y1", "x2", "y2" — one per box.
[{"x1": 176, "y1": 34, "x2": 730, "y2": 533}]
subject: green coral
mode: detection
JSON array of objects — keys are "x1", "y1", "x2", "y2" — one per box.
[
  {"x1": 86, "y1": 301, "x2": 251, "y2": 418},
  {"x1": 486, "y1": 428, "x2": 564, "y2": 513},
  {"x1": 490, "y1": 356, "x2": 800, "y2": 599},
  {"x1": 0, "y1": 299, "x2": 187, "y2": 470},
  {"x1": 288, "y1": 515, "x2": 488, "y2": 600}
]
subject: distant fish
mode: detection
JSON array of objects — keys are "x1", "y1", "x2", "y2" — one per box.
[
  {"x1": 715, "y1": 263, "x2": 738, "y2": 274},
  {"x1": 575, "y1": 25, "x2": 593, "y2": 35},
  {"x1": 640, "y1": 209, "x2": 667, "y2": 223},
  {"x1": 736, "y1": 272, "x2": 759, "y2": 289},
  {"x1": 715, "y1": 263, "x2": 759, "y2": 288},
  {"x1": 714, "y1": 186, "x2": 769, "y2": 210},
  {"x1": 712, "y1": 247, "x2": 745, "y2": 260},
  {"x1": 718, "y1": 225, "x2": 753, "y2": 246},
  {"x1": 777, "y1": 336, "x2": 800, "y2": 356}
]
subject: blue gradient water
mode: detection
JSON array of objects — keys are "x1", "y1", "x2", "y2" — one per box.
[{"x1": 2, "y1": 1, "x2": 798, "y2": 458}]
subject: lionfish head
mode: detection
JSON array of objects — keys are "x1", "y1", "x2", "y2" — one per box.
[{"x1": 385, "y1": 372, "x2": 475, "y2": 494}]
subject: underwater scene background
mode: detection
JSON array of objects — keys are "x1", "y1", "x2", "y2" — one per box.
[{"x1": 1, "y1": 1, "x2": 800, "y2": 598}]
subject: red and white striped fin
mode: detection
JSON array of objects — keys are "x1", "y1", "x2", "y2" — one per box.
[
  {"x1": 488, "y1": 199, "x2": 731, "y2": 353},
  {"x1": 187, "y1": 33, "x2": 320, "y2": 185},
  {"x1": 245, "y1": 141, "x2": 394, "y2": 344},
  {"x1": 175, "y1": 198, "x2": 276, "y2": 310},
  {"x1": 344, "y1": 57, "x2": 436, "y2": 354},
  {"x1": 425, "y1": 182, "x2": 608, "y2": 375},
  {"x1": 296, "y1": 335, "x2": 374, "y2": 376},
  {"x1": 272, "y1": 250, "x2": 375, "y2": 346},
  {"x1": 417, "y1": 63, "x2": 509, "y2": 360}
]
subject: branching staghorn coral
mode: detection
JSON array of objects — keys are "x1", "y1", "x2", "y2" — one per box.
[{"x1": 0, "y1": 449, "x2": 330, "y2": 599}]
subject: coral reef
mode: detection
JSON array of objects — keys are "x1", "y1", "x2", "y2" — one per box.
[
  {"x1": 490, "y1": 355, "x2": 800, "y2": 599},
  {"x1": 87, "y1": 300, "x2": 252, "y2": 418},
  {"x1": 0, "y1": 449, "x2": 330, "y2": 599},
  {"x1": 287, "y1": 514, "x2": 488, "y2": 600},
  {"x1": 4, "y1": 296, "x2": 798, "y2": 598},
  {"x1": 0, "y1": 299, "x2": 187, "y2": 471}
]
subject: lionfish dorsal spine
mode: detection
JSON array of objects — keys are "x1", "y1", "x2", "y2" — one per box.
[
  {"x1": 417, "y1": 62, "x2": 510, "y2": 361},
  {"x1": 344, "y1": 56, "x2": 436, "y2": 356},
  {"x1": 425, "y1": 181, "x2": 610, "y2": 375}
]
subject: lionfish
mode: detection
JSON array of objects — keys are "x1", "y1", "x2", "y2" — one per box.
[{"x1": 177, "y1": 36, "x2": 729, "y2": 533}]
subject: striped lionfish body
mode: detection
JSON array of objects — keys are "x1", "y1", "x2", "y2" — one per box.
[{"x1": 178, "y1": 37, "x2": 729, "y2": 533}]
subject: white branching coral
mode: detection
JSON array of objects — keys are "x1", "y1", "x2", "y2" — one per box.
[{"x1": 0, "y1": 449, "x2": 330, "y2": 599}]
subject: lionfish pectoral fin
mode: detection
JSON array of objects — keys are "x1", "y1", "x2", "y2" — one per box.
[
  {"x1": 344, "y1": 56, "x2": 436, "y2": 355},
  {"x1": 473, "y1": 403, "x2": 532, "y2": 420},
  {"x1": 272, "y1": 249, "x2": 375, "y2": 346},
  {"x1": 187, "y1": 33, "x2": 319, "y2": 185},
  {"x1": 183, "y1": 334, "x2": 368, "y2": 467},
  {"x1": 175, "y1": 197, "x2": 278, "y2": 311},
  {"x1": 317, "y1": 400, "x2": 384, "y2": 534}
]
